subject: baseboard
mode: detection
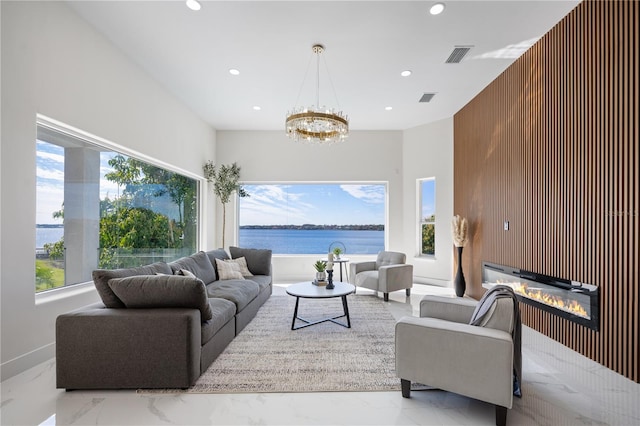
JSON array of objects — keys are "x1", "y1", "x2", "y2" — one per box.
[
  {"x1": 1, "y1": 342, "x2": 55, "y2": 382},
  {"x1": 413, "y1": 276, "x2": 451, "y2": 287}
]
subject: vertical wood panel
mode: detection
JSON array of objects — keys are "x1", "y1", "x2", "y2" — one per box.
[{"x1": 453, "y1": 0, "x2": 639, "y2": 382}]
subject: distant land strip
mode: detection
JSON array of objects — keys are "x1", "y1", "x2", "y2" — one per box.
[{"x1": 240, "y1": 224, "x2": 384, "y2": 231}]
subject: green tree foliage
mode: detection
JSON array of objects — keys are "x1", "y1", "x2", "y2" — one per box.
[
  {"x1": 422, "y1": 214, "x2": 436, "y2": 256},
  {"x1": 104, "y1": 154, "x2": 197, "y2": 249},
  {"x1": 44, "y1": 237, "x2": 65, "y2": 260}
]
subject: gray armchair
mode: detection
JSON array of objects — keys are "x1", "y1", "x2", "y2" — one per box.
[
  {"x1": 349, "y1": 251, "x2": 413, "y2": 301},
  {"x1": 395, "y1": 293, "x2": 520, "y2": 426}
]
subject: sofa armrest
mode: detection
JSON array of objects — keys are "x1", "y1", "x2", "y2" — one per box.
[
  {"x1": 419, "y1": 295, "x2": 477, "y2": 323},
  {"x1": 349, "y1": 261, "x2": 377, "y2": 283},
  {"x1": 395, "y1": 316, "x2": 513, "y2": 408},
  {"x1": 378, "y1": 264, "x2": 413, "y2": 292},
  {"x1": 56, "y1": 305, "x2": 201, "y2": 389}
]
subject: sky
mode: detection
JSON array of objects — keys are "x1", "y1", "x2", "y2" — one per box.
[
  {"x1": 422, "y1": 178, "x2": 436, "y2": 219},
  {"x1": 239, "y1": 184, "x2": 386, "y2": 226}
]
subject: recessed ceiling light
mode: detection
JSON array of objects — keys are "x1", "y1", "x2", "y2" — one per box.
[
  {"x1": 430, "y1": 3, "x2": 445, "y2": 15},
  {"x1": 400, "y1": 70, "x2": 412, "y2": 77},
  {"x1": 385, "y1": 106, "x2": 393, "y2": 111},
  {"x1": 186, "y1": 0, "x2": 201, "y2": 11},
  {"x1": 253, "y1": 106, "x2": 261, "y2": 111},
  {"x1": 229, "y1": 69, "x2": 240, "y2": 76}
]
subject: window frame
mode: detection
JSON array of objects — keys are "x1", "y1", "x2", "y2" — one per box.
[{"x1": 35, "y1": 114, "x2": 204, "y2": 298}]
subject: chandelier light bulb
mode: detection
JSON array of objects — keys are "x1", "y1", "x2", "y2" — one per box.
[
  {"x1": 186, "y1": 0, "x2": 201, "y2": 11},
  {"x1": 430, "y1": 3, "x2": 445, "y2": 15}
]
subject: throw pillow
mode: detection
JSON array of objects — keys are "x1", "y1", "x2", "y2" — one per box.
[
  {"x1": 92, "y1": 262, "x2": 172, "y2": 308},
  {"x1": 229, "y1": 257, "x2": 253, "y2": 276},
  {"x1": 107, "y1": 275, "x2": 213, "y2": 321},
  {"x1": 215, "y1": 258, "x2": 245, "y2": 280}
]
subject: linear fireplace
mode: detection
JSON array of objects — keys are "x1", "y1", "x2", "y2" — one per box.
[{"x1": 482, "y1": 262, "x2": 599, "y2": 331}]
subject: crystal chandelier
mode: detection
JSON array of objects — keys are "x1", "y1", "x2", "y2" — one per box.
[{"x1": 285, "y1": 44, "x2": 349, "y2": 144}]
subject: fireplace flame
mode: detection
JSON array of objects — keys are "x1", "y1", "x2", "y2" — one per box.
[{"x1": 498, "y1": 281, "x2": 590, "y2": 319}]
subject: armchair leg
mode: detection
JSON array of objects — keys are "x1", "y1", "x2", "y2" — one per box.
[
  {"x1": 406, "y1": 288, "x2": 411, "y2": 296},
  {"x1": 384, "y1": 293, "x2": 389, "y2": 302},
  {"x1": 401, "y1": 379, "x2": 411, "y2": 398},
  {"x1": 495, "y1": 405, "x2": 507, "y2": 426}
]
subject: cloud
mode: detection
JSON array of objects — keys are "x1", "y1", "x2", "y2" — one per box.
[{"x1": 340, "y1": 185, "x2": 385, "y2": 204}]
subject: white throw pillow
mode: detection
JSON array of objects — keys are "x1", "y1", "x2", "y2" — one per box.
[
  {"x1": 215, "y1": 258, "x2": 245, "y2": 280},
  {"x1": 230, "y1": 256, "x2": 253, "y2": 276}
]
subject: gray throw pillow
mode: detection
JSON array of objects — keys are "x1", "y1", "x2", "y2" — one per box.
[
  {"x1": 168, "y1": 251, "x2": 217, "y2": 284},
  {"x1": 107, "y1": 275, "x2": 213, "y2": 321},
  {"x1": 229, "y1": 246, "x2": 272, "y2": 276},
  {"x1": 93, "y1": 262, "x2": 172, "y2": 308}
]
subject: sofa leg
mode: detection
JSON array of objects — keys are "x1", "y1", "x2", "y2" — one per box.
[
  {"x1": 401, "y1": 379, "x2": 411, "y2": 398},
  {"x1": 406, "y1": 288, "x2": 411, "y2": 296},
  {"x1": 384, "y1": 293, "x2": 389, "y2": 302},
  {"x1": 495, "y1": 405, "x2": 507, "y2": 426}
]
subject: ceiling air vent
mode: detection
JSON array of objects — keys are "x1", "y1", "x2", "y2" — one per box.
[
  {"x1": 445, "y1": 46, "x2": 473, "y2": 63},
  {"x1": 419, "y1": 93, "x2": 436, "y2": 103}
]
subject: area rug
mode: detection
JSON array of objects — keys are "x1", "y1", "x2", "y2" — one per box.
[{"x1": 150, "y1": 294, "x2": 405, "y2": 393}]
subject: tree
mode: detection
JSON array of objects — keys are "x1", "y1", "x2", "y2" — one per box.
[{"x1": 203, "y1": 161, "x2": 248, "y2": 248}]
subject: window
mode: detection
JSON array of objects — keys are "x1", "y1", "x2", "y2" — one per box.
[
  {"x1": 35, "y1": 120, "x2": 199, "y2": 293},
  {"x1": 238, "y1": 183, "x2": 386, "y2": 254},
  {"x1": 419, "y1": 178, "x2": 436, "y2": 256}
]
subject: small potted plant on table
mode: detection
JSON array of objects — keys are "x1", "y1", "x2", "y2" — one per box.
[{"x1": 314, "y1": 260, "x2": 327, "y2": 283}]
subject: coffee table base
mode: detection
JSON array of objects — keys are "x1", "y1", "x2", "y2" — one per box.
[{"x1": 291, "y1": 295, "x2": 351, "y2": 330}]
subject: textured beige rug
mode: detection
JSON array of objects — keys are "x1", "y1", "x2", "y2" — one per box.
[{"x1": 176, "y1": 294, "x2": 403, "y2": 393}]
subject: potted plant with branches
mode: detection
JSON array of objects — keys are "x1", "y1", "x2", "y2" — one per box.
[{"x1": 203, "y1": 161, "x2": 248, "y2": 248}]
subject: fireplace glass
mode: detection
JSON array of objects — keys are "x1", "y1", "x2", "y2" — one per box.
[{"x1": 482, "y1": 262, "x2": 599, "y2": 331}]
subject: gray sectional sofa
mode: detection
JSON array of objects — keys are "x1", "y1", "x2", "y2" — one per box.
[{"x1": 56, "y1": 246, "x2": 272, "y2": 390}]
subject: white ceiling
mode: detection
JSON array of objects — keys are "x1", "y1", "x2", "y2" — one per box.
[{"x1": 67, "y1": 0, "x2": 580, "y2": 131}]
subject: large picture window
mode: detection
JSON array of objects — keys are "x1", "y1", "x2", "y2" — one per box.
[
  {"x1": 419, "y1": 178, "x2": 436, "y2": 256},
  {"x1": 238, "y1": 183, "x2": 386, "y2": 255},
  {"x1": 35, "y1": 121, "x2": 198, "y2": 293}
]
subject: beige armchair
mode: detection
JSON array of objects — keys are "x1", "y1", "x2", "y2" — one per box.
[
  {"x1": 349, "y1": 251, "x2": 413, "y2": 301},
  {"x1": 395, "y1": 293, "x2": 521, "y2": 426}
]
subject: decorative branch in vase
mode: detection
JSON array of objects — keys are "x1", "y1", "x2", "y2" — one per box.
[
  {"x1": 203, "y1": 161, "x2": 248, "y2": 249},
  {"x1": 451, "y1": 215, "x2": 469, "y2": 297}
]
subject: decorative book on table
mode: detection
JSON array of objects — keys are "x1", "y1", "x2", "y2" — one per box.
[{"x1": 312, "y1": 279, "x2": 327, "y2": 286}]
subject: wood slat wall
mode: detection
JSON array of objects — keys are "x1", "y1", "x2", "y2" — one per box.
[{"x1": 453, "y1": 0, "x2": 639, "y2": 382}]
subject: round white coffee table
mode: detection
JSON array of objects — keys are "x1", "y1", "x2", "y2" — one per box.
[{"x1": 286, "y1": 281, "x2": 355, "y2": 330}]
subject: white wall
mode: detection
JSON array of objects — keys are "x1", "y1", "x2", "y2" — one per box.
[
  {"x1": 215, "y1": 130, "x2": 405, "y2": 282},
  {"x1": 402, "y1": 118, "x2": 454, "y2": 285},
  {"x1": 0, "y1": 1, "x2": 216, "y2": 380}
]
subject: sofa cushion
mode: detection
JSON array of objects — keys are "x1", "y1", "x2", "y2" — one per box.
[
  {"x1": 107, "y1": 275, "x2": 213, "y2": 321},
  {"x1": 201, "y1": 298, "x2": 236, "y2": 345},
  {"x1": 205, "y1": 249, "x2": 230, "y2": 277},
  {"x1": 245, "y1": 274, "x2": 272, "y2": 291},
  {"x1": 168, "y1": 251, "x2": 217, "y2": 284},
  {"x1": 93, "y1": 262, "x2": 172, "y2": 308},
  {"x1": 206, "y1": 280, "x2": 260, "y2": 311},
  {"x1": 229, "y1": 246, "x2": 272, "y2": 276},
  {"x1": 215, "y1": 258, "x2": 245, "y2": 280}
]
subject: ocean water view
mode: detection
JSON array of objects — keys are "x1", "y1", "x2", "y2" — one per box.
[
  {"x1": 36, "y1": 227, "x2": 64, "y2": 248},
  {"x1": 239, "y1": 228, "x2": 384, "y2": 255}
]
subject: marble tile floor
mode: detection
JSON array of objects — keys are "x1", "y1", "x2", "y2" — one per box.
[{"x1": 1, "y1": 284, "x2": 639, "y2": 426}]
